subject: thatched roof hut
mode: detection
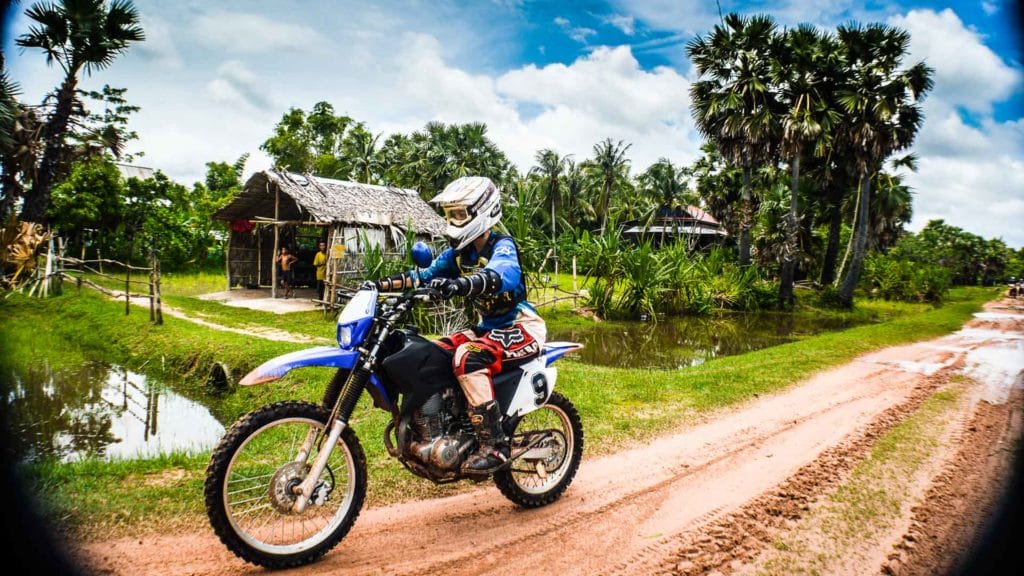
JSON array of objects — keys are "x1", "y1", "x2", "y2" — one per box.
[
  {"x1": 214, "y1": 170, "x2": 445, "y2": 236},
  {"x1": 214, "y1": 170, "x2": 445, "y2": 301}
]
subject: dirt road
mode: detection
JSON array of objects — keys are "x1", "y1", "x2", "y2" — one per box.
[{"x1": 79, "y1": 299, "x2": 1024, "y2": 576}]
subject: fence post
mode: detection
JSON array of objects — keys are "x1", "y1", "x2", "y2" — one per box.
[
  {"x1": 572, "y1": 256, "x2": 578, "y2": 308},
  {"x1": 153, "y1": 247, "x2": 163, "y2": 325},
  {"x1": 148, "y1": 241, "x2": 155, "y2": 322},
  {"x1": 125, "y1": 247, "x2": 131, "y2": 316}
]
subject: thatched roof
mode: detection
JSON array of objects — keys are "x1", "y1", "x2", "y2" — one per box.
[{"x1": 214, "y1": 170, "x2": 446, "y2": 236}]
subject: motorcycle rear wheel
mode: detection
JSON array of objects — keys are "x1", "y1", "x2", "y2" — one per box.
[
  {"x1": 204, "y1": 401, "x2": 367, "y2": 569},
  {"x1": 494, "y1": 391, "x2": 584, "y2": 508}
]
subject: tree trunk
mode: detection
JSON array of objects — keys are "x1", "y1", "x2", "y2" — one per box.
[
  {"x1": 738, "y1": 165, "x2": 752, "y2": 267},
  {"x1": 598, "y1": 178, "x2": 610, "y2": 234},
  {"x1": 819, "y1": 193, "x2": 843, "y2": 285},
  {"x1": 21, "y1": 75, "x2": 78, "y2": 223},
  {"x1": 779, "y1": 155, "x2": 800, "y2": 308},
  {"x1": 835, "y1": 174, "x2": 863, "y2": 286},
  {"x1": 839, "y1": 173, "x2": 872, "y2": 307},
  {"x1": 0, "y1": 151, "x2": 24, "y2": 220},
  {"x1": 599, "y1": 179, "x2": 611, "y2": 235}
]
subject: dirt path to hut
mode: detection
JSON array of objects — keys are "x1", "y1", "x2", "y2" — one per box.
[
  {"x1": 76, "y1": 299, "x2": 1024, "y2": 576},
  {"x1": 121, "y1": 292, "x2": 331, "y2": 344}
]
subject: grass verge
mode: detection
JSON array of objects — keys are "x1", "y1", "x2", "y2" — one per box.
[
  {"x1": 753, "y1": 382, "x2": 965, "y2": 575},
  {"x1": 0, "y1": 286, "x2": 997, "y2": 539}
]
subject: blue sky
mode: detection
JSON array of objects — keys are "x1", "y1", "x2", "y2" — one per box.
[{"x1": 4, "y1": 0, "x2": 1023, "y2": 246}]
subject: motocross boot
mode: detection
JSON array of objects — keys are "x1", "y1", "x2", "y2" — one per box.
[{"x1": 463, "y1": 400, "x2": 509, "y2": 473}]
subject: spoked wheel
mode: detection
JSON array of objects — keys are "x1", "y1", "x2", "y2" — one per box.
[
  {"x1": 204, "y1": 401, "x2": 367, "y2": 568},
  {"x1": 494, "y1": 391, "x2": 583, "y2": 508}
]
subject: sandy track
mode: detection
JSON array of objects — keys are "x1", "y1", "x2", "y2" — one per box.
[{"x1": 78, "y1": 300, "x2": 1024, "y2": 576}]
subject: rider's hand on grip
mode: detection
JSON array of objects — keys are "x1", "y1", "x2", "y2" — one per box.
[
  {"x1": 360, "y1": 279, "x2": 381, "y2": 291},
  {"x1": 429, "y1": 277, "x2": 459, "y2": 299}
]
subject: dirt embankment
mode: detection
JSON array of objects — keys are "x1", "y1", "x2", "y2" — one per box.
[{"x1": 77, "y1": 299, "x2": 1024, "y2": 576}]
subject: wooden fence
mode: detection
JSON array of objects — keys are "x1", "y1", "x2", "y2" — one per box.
[{"x1": 55, "y1": 239, "x2": 163, "y2": 324}]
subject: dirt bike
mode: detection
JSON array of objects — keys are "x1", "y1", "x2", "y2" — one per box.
[{"x1": 204, "y1": 243, "x2": 584, "y2": 569}]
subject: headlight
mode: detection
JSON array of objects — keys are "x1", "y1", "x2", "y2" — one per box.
[{"x1": 338, "y1": 324, "x2": 353, "y2": 348}]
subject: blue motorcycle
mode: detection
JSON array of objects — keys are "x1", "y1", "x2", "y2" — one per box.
[{"x1": 204, "y1": 244, "x2": 584, "y2": 568}]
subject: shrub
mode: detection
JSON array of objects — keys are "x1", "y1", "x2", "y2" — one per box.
[{"x1": 861, "y1": 253, "x2": 951, "y2": 303}]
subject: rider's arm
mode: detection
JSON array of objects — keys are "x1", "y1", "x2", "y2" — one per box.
[
  {"x1": 449, "y1": 238, "x2": 520, "y2": 297},
  {"x1": 377, "y1": 249, "x2": 456, "y2": 290}
]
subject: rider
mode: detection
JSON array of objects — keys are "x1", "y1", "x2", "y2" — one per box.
[{"x1": 371, "y1": 176, "x2": 545, "y2": 472}]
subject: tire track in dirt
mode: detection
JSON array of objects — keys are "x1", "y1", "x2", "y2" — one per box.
[
  {"x1": 882, "y1": 390, "x2": 1022, "y2": 576},
  {"x1": 76, "y1": 301, "x2": 1024, "y2": 576}
]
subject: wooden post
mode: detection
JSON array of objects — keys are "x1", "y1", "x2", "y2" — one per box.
[
  {"x1": 538, "y1": 248, "x2": 552, "y2": 302},
  {"x1": 572, "y1": 256, "x2": 578, "y2": 308},
  {"x1": 125, "y1": 237, "x2": 131, "y2": 316},
  {"x1": 148, "y1": 243, "x2": 155, "y2": 322},
  {"x1": 224, "y1": 231, "x2": 231, "y2": 292},
  {"x1": 271, "y1": 184, "x2": 279, "y2": 299},
  {"x1": 154, "y1": 250, "x2": 163, "y2": 325}
]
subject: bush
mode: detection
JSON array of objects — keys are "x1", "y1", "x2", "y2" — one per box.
[{"x1": 861, "y1": 253, "x2": 951, "y2": 303}]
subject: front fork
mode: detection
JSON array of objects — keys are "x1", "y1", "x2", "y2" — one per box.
[{"x1": 290, "y1": 364, "x2": 371, "y2": 513}]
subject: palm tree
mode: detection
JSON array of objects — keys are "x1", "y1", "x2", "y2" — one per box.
[
  {"x1": 687, "y1": 13, "x2": 781, "y2": 266},
  {"x1": 836, "y1": 23, "x2": 933, "y2": 307},
  {"x1": 562, "y1": 158, "x2": 586, "y2": 230},
  {"x1": 342, "y1": 124, "x2": 382, "y2": 184},
  {"x1": 16, "y1": 0, "x2": 144, "y2": 223},
  {"x1": 773, "y1": 25, "x2": 844, "y2": 307},
  {"x1": 869, "y1": 168, "x2": 914, "y2": 251},
  {"x1": 531, "y1": 149, "x2": 569, "y2": 247},
  {"x1": 638, "y1": 158, "x2": 693, "y2": 243},
  {"x1": 586, "y1": 138, "x2": 632, "y2": 235}
]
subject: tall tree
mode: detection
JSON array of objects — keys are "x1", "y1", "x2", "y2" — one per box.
[
  {"x1": 342, "y1": 124, "x2": 381, "y2": 184},
  {"x1": 836, "y1": 23, "x2": 933, "y2": 307},
  {"x1": 15, "y1": 0, "x2": 144, "y2": 223},
  {"x1": 688, "y1": 13, "x2": 781, "y2": 266},
  {"x1": 260, "y1": 102, "x2": 354, "y2": 177},
  {"x1": 585, "y1": 138, "x2": 632, "y2": 235},
  {"x1": 531, "y1": 148, "x2": 568, "y2": 247},
  {"x1": 773, "y1": 25, "x2": 843, "y2": 306}
]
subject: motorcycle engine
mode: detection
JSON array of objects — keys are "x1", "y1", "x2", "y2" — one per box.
[{"x1": 409, "y1": 391, "x2": 468, "y2": 470}]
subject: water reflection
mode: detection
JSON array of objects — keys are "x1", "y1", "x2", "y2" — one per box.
[
  {"x1": 549, "y1": 312, "x2": 864, "y2": 369},
  {"x1": 1, "y1": 362, "x2": 224, "y2": 463}
]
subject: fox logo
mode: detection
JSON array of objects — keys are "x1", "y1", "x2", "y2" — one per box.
[{"x1": 489, "y1": 328, "x2": 525, "y2": 347}]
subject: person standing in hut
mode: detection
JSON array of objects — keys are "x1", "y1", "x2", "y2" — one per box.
[
  {"x1": 313, "y1": 241, "x2": 328, "y2": 301},
  {"x1": 369, "y1": 176, "x2": 543, "y2": 474},
  {"x1": 277, "y1": 246, "x2": 298, "y2": 298}
]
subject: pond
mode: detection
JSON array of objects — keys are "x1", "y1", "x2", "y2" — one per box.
[
  {"x1": 1, "y1": 361, "x2": 224, "y2": 463},
  {"x1": 548, "y1": 312, "x2": 869, "y2": 369}
]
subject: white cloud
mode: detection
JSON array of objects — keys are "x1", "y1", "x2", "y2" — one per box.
[
  {"x1": 907, "y1": 154, "x2": 1024, "y2": 248},
  {"x1": 981, "y1": 1, "x2": 1000, "y2": 16},
  {"x1": 206, "y1": 61, "x2": 273, "y2": 112},
  {"x1": 889, "y1": 8, "x2": 1021, "y2": 115},
  {"x1": 607, "y1": 0, "x2": 718, "y2": 36},
  {"x1": 191, "y1": 9, "x2": 331, "y2": 55},
  {"x1": 133, "y1": 15, "x2": 182, "y2": 70},
  {"x1": 554, "y1": 16, "x2": 598, "y2": 44},
  {"x1": 603, "y1": 14, "x2": 636, "y2": 35},
  {"x1": 494, "y1": 46, "x2": 700, "y2": 169}
]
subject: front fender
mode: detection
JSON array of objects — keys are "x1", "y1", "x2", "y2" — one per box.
[{"x1": 239, "y1": 346, "x2": 361, "y2": 386}]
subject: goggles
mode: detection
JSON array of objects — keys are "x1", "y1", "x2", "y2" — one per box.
[{"x1": 442, "y1": 204, "x2": 472, "y2": 226}]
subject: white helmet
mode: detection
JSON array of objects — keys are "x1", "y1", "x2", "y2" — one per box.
[{"x1": 430, "y1": 176, "x2": 502, "y2": 250}]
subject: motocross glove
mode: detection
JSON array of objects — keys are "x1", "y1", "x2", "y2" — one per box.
[
  {"x1": 429, "y1": 277, "x2": 460, "y2": 299},
  {"x1": 430, "y1": 270, "x2": 503, "y2": 299}
]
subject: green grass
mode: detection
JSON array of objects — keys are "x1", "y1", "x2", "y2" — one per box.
[{"x1": 0, "y1": 285, "x2": 997, "y2": 539}]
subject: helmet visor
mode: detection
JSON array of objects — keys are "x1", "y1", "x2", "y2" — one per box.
[{"x1": 443, "y1": 205, "x2": 472, "y2": 226}]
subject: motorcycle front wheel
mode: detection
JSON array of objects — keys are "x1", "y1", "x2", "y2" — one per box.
[
  {"x1": 494, "y1": 391, "x2": 584, "y2": 508},
  {"x1": 204, "y1": 401, "x2": 367, "y2": 569}
]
